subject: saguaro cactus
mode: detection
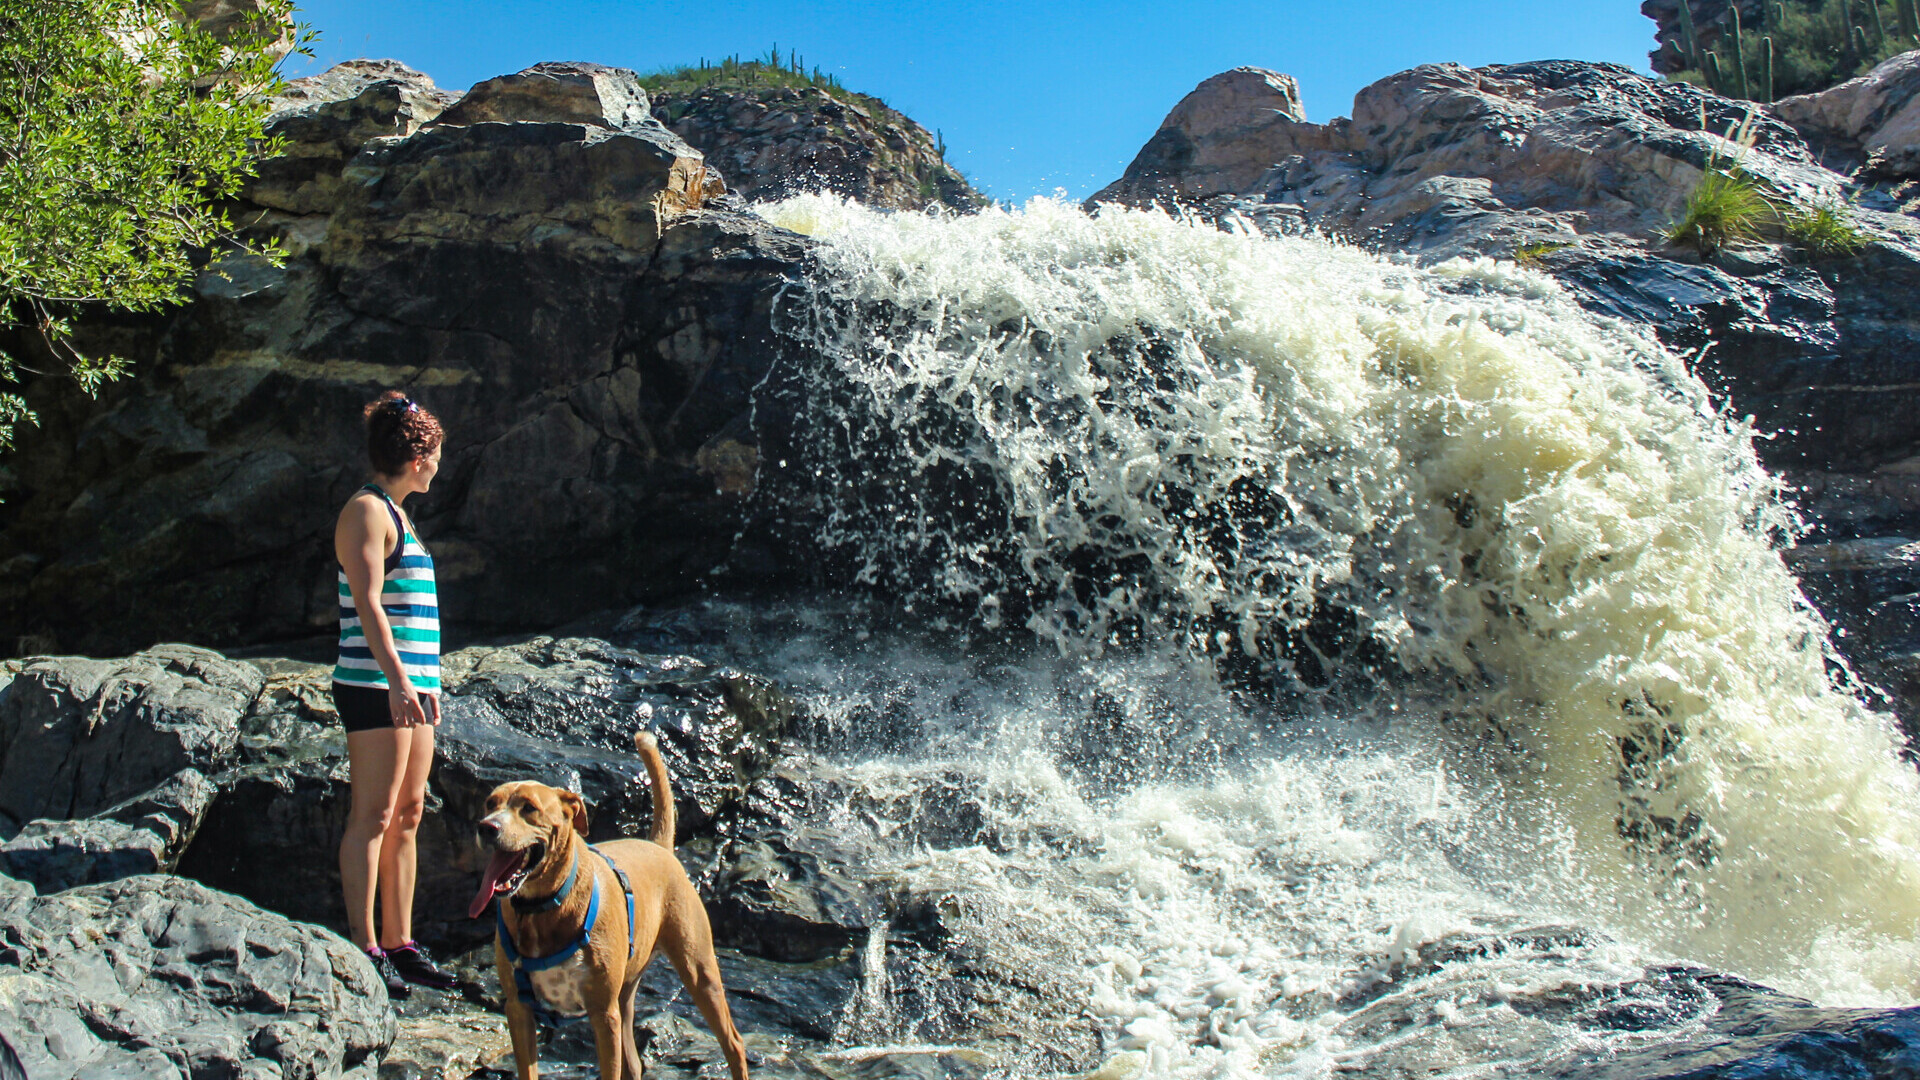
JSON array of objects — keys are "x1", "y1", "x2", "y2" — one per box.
[
  {"x1": 1676, "y1": 0, "x2": 1704, "y2": 70},
  {"x1": 1732, "y1": 6, "x2": 1751, "y2": 99},
  {"x1": 1764, "y1": 35, "x2": 1776, "y2": 101}
]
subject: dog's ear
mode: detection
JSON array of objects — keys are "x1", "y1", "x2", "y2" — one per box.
[{"x1": 558, "y1": 790, "x2": 589, "y2": 834}]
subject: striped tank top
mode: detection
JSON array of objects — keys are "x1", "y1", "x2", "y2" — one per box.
[{"x1": 334, "y1": 484, "x2": 440, "y2": 692}]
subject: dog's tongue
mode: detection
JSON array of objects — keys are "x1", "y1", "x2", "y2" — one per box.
[{"x1": 468, "y1": 849, "x2": 527, "y2": 919}]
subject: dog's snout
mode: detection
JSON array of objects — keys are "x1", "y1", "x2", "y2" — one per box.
[{"x1": 477, "y1": 816, "x2": 501, "y2": 842}]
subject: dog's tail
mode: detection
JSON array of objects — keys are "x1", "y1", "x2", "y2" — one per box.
[{"x1": 634, "y1": 731, "x2": 676, "y2": 848}]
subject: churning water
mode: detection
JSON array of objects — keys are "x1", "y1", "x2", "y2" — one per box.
[{"x1": 731, "y1": 194, "x2": 1920, "y2": 1076}]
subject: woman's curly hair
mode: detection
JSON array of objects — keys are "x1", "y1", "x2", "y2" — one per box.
[{"x1": 363, "y1": 390, "x2": 444, "y2": 475}]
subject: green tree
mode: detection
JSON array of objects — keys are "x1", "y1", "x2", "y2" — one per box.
[{"x1": 0, "y1": 0, "x2": 306, "y2": 453}]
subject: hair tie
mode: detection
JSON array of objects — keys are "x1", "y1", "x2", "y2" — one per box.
[{"x1": 387, "y1": 395, "x2": 418, "y2": 414}]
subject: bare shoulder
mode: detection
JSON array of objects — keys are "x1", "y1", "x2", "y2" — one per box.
[
  {"x1": 334, "y1": 490, "x2": 396, "y2": 564},
  {"x1": 336, "y1": 489, "x2": 388, "y2": 532}
]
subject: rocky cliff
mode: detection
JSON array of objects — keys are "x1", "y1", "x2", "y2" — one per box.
[{"x1": 0, "y1": 60, "x2": 810, "y2": 656}]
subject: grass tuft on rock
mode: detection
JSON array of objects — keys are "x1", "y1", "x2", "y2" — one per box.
[
  {"x1": 1780, "y1": 199, "x2": 1871, "y2": 256},
  {"x1": 1665, "y1": 166, "x2": 1773, "y2": 255}
]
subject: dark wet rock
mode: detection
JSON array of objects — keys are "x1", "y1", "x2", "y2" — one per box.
[
  {"x1": 1554, "y1": 987, "x2": 1920, "y2": 1079},
  {"x1": 0, "y1": 645, "x2": 262, "y2": 825},
  {"x1": 1315, "y1": 926, "x2": 1920, "y2": 1079},
  {"x1": 701, "y1": 835, "x2": 883, "y2": 962},
  {"x1": 0, "y1": 874, "x2": 392, "y2": 1080},
  {"x1": 436, "y1": 636, "x2": 795, "y2": 836},
  {"x1": 379, "y1": 954, "x2": 513, "y2": 1080},
  {"x1": 1786, "y1": 536, "x2": 1920, "y2": 740},
  {"x1": 0, "y1": 768, "x2": 214, "y2": 892},
  {"x1": 180, "y1": 637, "x2": 796, "y2": 949},
  {"x1": 648, "y1": 82, "x2": 984, "y2": 211},
  {"x1": 3, "y1": 57, "x2": 809, "y2": 657}
]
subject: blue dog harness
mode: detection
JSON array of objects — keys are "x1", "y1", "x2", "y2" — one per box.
[{"x1": 495, "y1": 844, "x2": 637, "y2": 1026}]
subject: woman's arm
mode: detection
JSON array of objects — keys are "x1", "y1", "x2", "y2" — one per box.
[{"x1": 335, "y1": 495, "x2": 429, "y2": 727}]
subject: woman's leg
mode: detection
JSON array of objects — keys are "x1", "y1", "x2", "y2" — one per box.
[
  {"x1": 376, "y1": 722, "x2": 434, "y2": 949},
  {"x1": 340, "y1": 727, "x2": 408, "y2": 950}
]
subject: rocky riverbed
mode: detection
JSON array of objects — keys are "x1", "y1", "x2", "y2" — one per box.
[{"x1": 7, "y1": 600, "x2": 1920, "y2": 1080}]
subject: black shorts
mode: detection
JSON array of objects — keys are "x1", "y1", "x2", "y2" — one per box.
[{"x1": 332, "y1": 682, "x2": 397, "y2": 733}]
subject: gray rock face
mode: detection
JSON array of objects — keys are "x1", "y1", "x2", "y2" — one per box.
[
  {"x1": 0, "y1": 645, "x2": 261, "y2": 826},
  {"x1": 648, "y1": 83, "x2": 985, "y2": 211},
  {"x1": 4, "y1": 59, "x2": 807, "y2": 657},
  {"x1": 1093, "y1": 60, "x2": 1836, "y2": 252},
  {"x1": 0, "y1": 768, "x2": 214, "y2": 892},
  {"x1": 437, "y1": 61, "x2": 654, "y2": 130},
  {"x1": 252, "y1": 59, "x2": 457, "y2": 215},
  {"x1": 0, "y1": 874, "x2": 392, "y2": 1080},
  {"x1": 1775, "y1": 49, "x2": 1920, "y2": 177}
]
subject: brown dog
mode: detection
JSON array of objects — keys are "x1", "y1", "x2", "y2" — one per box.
[{"x1": 471, "y1": 732, "x2": 749, "y2": 1080}]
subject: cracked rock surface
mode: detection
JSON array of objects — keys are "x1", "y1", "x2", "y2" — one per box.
[{"x1": 0, "y1": 873, "x2": 392, "y2": 1080}]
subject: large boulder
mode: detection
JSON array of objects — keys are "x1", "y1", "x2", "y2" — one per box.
[
  {"x1": 436, "y1": 61, "x2": 654, "y2": 130},
  {"x1": 0, "y1": 645, "x2": 262, "y2": 830},
  {"x1": 2, "y1": 58, "x2": 810, "y2": 657},
  {"x1": 1775, "y1": 49, "x2": 1920, "y2": 177},
  {"x1": 648, "y1": 82, "x2": 984, "y2": 211},
  {"x1": 1088, "y1": 67, "x2": 1314, "y2": 206},
  {"x1": 250, "y1": 59, "x2": 457, "y2": 215},
  {"x1": 0, "y1": 874, "x2": 392, "y2": 1080}
]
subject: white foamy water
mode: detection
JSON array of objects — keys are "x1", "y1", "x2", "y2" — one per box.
[{"x1": 735, "y1": 194, "x2": 1920, "y2": 1074}]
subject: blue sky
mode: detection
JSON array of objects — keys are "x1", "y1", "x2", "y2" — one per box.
[{"x1": 289, "y1": 1, "x2": 1659, "y2": 202}]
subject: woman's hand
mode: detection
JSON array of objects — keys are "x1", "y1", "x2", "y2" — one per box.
[{"x1": 388, "y1": 681, "x2": 429, "y2": 728}]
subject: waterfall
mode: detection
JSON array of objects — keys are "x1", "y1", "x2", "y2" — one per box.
[{"x1": 731, "y1": 194, "x2": 1920, "y2": 1075}]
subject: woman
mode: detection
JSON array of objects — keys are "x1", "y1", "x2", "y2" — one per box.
[{"x1": 333, "y1": 391, "x2": 458, "y2": 996}]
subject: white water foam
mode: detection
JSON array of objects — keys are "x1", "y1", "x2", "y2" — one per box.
[{"x1": 740, "y1": 194, "x2": 1920, "y2": 1071}]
